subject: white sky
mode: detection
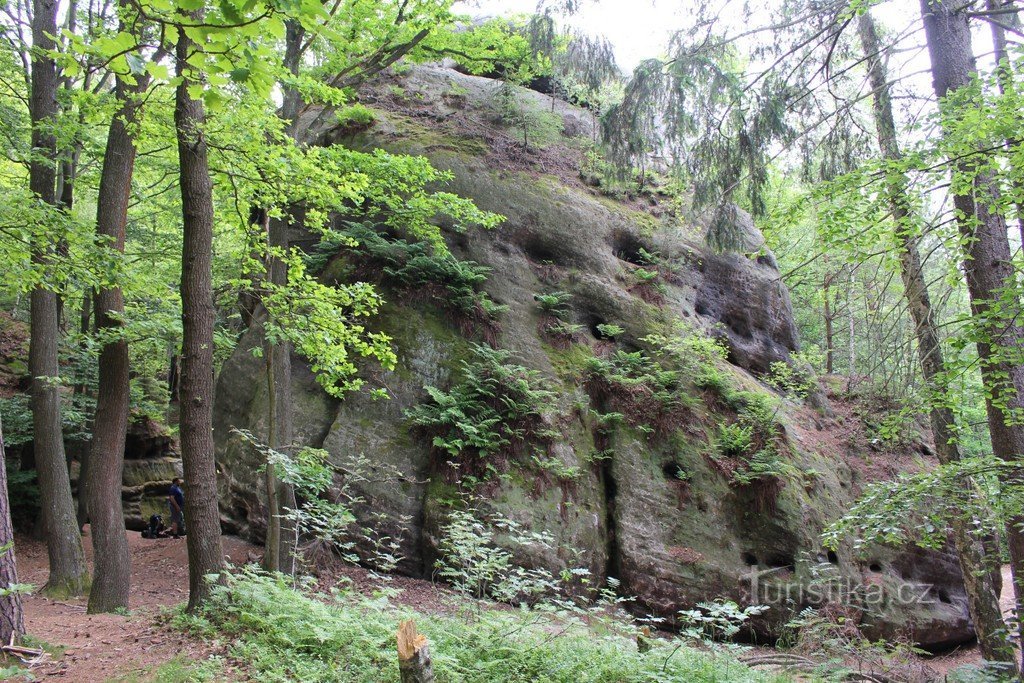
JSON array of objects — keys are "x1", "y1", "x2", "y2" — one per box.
[{"x1": 451, "y1": 1, "x2": 996, "y2": 74}]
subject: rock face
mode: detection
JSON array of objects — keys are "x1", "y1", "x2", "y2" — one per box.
[
  {"x1": 68, "y1": 416, "x2": 183, "y2": 531},
  {"x1": 212, "y1": 64, "x2": 973, "y2": 649}
]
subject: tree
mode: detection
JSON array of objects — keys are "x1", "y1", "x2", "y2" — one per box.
[
  {"x1": 175, "y1": 8, "x2": 224, "y2": 612},
  {"x1": 920, "y1": 0, "x2": 1024, "y2": 666},
  {"x1": 0, "y1": 413, "x2": 25, "y2": 646},
  {"x1": 85, "y1": 9, "x2": 155, "y2": 612},
  {"x1": 858, "y1": 7, "x2": 1012, "y2": 664},
  {"x1": 28, "y1": 0, "x2": 88, "y2": 597}
]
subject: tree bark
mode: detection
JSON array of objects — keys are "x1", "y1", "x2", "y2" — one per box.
[
  {"x1": 985, "y1": 0, "x2": 1024, "y2": 246},
  {"x1": 261, "y1": 19, "x2": 304, "y2": 575},
  {"x1": 859, "y1": 9, "x2": 1012, "y2": 665},
  {"x1": 28, "y1": 0, "x2": 88, "y2": 597},
  {"x1": 86, "y1": 58, "x2": 150, "y2": 613},
  {"x1": 175, "y1": 11, "x2": 224, "y2": 612},
  {"x1": 397, "y1": 620, "x2": 435, "y2": 683},
  {"x1": 0, "y1": 415, "x2": 25, "y2": 645},
  {"x1": 823, "y1": 272, "x2": 835, "y2": 374},
  {"x1": 921, "y1": 0, "x2": 1024, "y2": 670}
]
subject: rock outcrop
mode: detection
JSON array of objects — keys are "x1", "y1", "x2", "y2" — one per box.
[{"x1": 212, "y1": 64, "x2": 973, "y2": 649}]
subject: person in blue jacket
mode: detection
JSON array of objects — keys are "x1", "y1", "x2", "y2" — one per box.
[{"x1": 167, "y1": 478, "x2": 185, "y2": 538}]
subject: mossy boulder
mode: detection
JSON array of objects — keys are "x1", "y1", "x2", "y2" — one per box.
[{"x1": 212, "y1": 64, "x2": 973, "y2": 649}]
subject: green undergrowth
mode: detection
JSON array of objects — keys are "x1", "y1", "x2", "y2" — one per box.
[
  {"x1": 406, "y1": 344, "x2": 559, "y2": 481},
  {"x1": 114, "y1": 655, "x2": 223, "y2": 683},
  {"x1": 176, "y1": 569, "x2": 787, "y2": 683},
  {"x1": 309, "y1": 221, "x2": 506, "y2": 335}
]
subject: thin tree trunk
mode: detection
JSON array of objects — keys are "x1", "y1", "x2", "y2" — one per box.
[
  {"x1": 859, "y1": 9, "x2": 1012, "y2": 665},
  {"x1": 823, "y1": 273, "x2": 834, "y2": 375},
  {"x1": 921, "y1": 1, "x2": 1024, "y2": 670},
  {"x1": 86, "y1": 57, "x2": 150, "y2": 613},
  {"x1": 76, "y1": 291, "x2": 91, "y2": 531},
  {"x1": 846, "y1": 267, "x2": 856, "y2": 391},
  {"x1": 261, "y1": 19, "x2": 303, "y2": 575},
  {"x1": 0, "y1": 414, "x2": 26, "y2": 645},
  {"x1": 175, "y1": 11, "x2": 224, "y2": 612},
  {"x1": 28, "y1": 0, "x2": 88, "y2": 597},
  {"x1": 985, "y1": 0, "x2": 1024, "y2": 246}
]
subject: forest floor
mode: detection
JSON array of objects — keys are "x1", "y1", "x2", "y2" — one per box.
[
  {"x1": 10, "y1": 527, "x2": 1010, "y2": 681},
  {"x1": 14, "y1": 527, "x2": 466, "y2": 681}
]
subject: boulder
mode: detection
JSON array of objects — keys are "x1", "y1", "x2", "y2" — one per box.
[{"x1": 212, "y1": 64, "x2": 974, "y2": 650}]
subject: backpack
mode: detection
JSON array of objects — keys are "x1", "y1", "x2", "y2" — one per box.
[{"x1": 141, "y1": 514, "x2": 165, "y2": 539}]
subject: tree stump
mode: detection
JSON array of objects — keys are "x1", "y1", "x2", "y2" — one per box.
[
  {"x1": 636, "y1": 625, "x2": 652, "y2": 653},
  {"x1": 397, "y1": 619, "x2": 435, "y2": 683}
]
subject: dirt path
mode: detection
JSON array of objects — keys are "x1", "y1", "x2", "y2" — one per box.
[
  {"x1": 15, "y1": 527, "x2": 256, "y2": 681},
  {"x1": 13, "y1": 528, "x2": 464, "y2": 681}
]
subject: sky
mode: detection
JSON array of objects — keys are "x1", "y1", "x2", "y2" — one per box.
[{"x1": 450, "y1": 1, "x2": 996, "y2": 76}]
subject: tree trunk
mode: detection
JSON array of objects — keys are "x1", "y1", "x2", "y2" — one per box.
[
  {"x1": 985, "y1": 0, "x2": 1024, "y2": 246},
  {"x1": 921, "y1": 0, "x2": 1024, "y2": 670},
  {"x1": 28, "y1": 0, "x2": 88, "y2": 597},
  {"x1": 0, "y1": 415, "x2": 26, "y2": 645},
  {"x1": 86, "y1": 60, "x2": 150, "y2": 613},
  {"x1": 261, "y1": 19, "x2": 304, "y2": 576},
  {"x1": 75, "y1": 292, "x2": 90, "y2": 530},
  {"x1": 175, "y1": 11, "x2": 224, "y2": 612},
  {"x1": 823, "y1": 273, "x2": 834, "y2": 374},
  {"x1": 397, "y1": 620, "x2": 435, "y2": 683},
  {"x1": 859, "y1": 9, "x2": 1012, "y2": 665}
]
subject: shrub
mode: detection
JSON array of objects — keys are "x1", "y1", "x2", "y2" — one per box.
[
  {"x1": 595, "y1": 323, "x2": 624, "y2": 339},
  {"x1": 716, "y1": 423, "x2": 754, "y2": 458},
  {"x1": 434, "y1": 508, "x2": 564, "y2": 603},
  {"x1": 534, "y1": 291, "x2": 572, "y2": 318},
  {"x1": 309, "y1": 222, "x2": 507, "y2": 336},
  {"x1": 584, "y1": 349, "x2": 697, "y2": 434},
  {"x1": 406, "y1": 345, "x2": 556, "y2": 470},
  {"x1": 334, "y1": 103, "x2": 376, "y2": 132},
  {"x1": 179, "y1": 568, "x2": 781, "y2": 683}
]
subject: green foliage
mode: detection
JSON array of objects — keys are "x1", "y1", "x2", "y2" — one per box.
[
  {"x1": 534, "y1": 291, "x2": 572, "y2": 318},
  {"x1": 715, "y1": 423, "x2": 754, "y2": 458},
  {"x1": 262, "y1": 251, "x2": 395, "y2": 399},
  {"x1": 180, "y1": 569, "x2": 780, "y2": 683},
  {"x1": 316, "y1": 222, "x2": 507, "y2": 330},
  {"x1": 584, "y1": 349, "x2": 695, "y2": 433},
  {"x1": 490, "y1": 81, "x2": 563, "y2": 149},
  {"x1": 780, "y1": 606, "x2": 935, "y2": 682},
  {"x1": 850, "y1": 385, "x2": 919, "y2": 450},
  {"x1": 823, "y1": 455, "x2": 1017, "y2": 554},
  {"x1": 4, "y1": 464, "x2": 40, "y2": 532},
  {"x1": 333, "y1": 103, "x2": 376, "y2": 131},
  {"x1": 764, "y1": 360, "x2": 816, "y2": 400},
  {"x1": 678, "y1": 600, "x2": 768, "y2": 641},
  {"x1": 406, "y1": 345, "x2": 556, "y2": 464},
  {"x1": 434, "y1": 508, "x2": 565, "y2": 602},
  {"x1": 233, "y1": 429, "x2": 407, "y2": 574},
  {"x1": 594, "y1": 323, "x2": 623, "y2": 339}
]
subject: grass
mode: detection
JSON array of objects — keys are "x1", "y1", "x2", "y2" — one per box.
[
  {"x1": 176, "y1": 569, "x2": 791, "y2": 683},
  {"x1": 113, "y1": 655, "x2": 223, "y2": 683}
]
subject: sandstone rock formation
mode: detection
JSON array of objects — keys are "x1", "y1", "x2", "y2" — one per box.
[{"x1": 212, "y1": 64, "x2": 973, "y2": 649}]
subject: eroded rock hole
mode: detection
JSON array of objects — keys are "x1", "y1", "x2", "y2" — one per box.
[
  {"x1": 521, "y1": 236, "x2": 562, "y2": 265},
  {"x1": 662, "y1": 462, "x2": 688, "y2": 481},
  {"x1": 743, "y1": 552, "x2": 759, "y2": 566},
  {"x1": 610, "y1": 231, "x2": 652, "y2": 266},
  {"x1": 723, "y1": 312, "x2": 753, "y2": 340},
  {"x1": 766, "y1": 554, "x2": 796, "y2": 572}
]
